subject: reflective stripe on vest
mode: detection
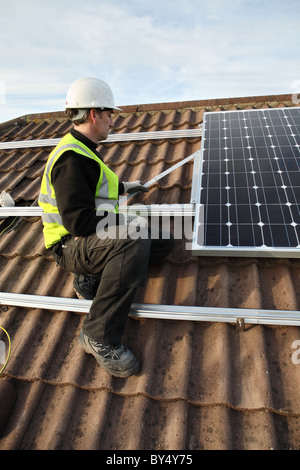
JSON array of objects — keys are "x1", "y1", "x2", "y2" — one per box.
[{"x1": 38, "y1": 133, "x2": 119, "y2": 248}]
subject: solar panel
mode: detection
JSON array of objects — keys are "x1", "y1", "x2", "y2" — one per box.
[{"x1": 191, "y1": 107, "x2": 300, "y2": 257}]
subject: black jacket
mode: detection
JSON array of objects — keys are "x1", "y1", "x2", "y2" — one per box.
[{"x1": 51, "y1": 129, "x2": 124, "y2": 237}]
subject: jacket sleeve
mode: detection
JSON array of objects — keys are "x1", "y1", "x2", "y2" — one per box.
[{"x1": 51, "y1": 151, "x2": 121, "y2": 237}]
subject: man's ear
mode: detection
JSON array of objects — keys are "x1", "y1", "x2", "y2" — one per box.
[{"x1": 90, "y1": 108, "x2": 97, "y2": 124}]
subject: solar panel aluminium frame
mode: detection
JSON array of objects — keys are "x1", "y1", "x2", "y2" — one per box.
[{"x1": 191, "y1": 106, "x2": 300, "y2": 258}]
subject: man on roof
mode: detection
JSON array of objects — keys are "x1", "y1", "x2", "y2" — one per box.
[{"x1": 38, "y1": 77, "x2": 173, "y2": 378}]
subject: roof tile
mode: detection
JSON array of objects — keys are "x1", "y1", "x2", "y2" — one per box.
[{"x1": 1, "y1": 94, "x2": 300, "y2": 450}]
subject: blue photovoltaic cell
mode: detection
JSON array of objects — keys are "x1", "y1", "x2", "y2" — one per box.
[{"x1": 195, "y1": 107, "x2": 300, "y2": 255}]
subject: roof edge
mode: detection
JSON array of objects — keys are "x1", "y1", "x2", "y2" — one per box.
[
  {"x1": 0, "y1": 93, "x2": 295, "y2": 129},
  {"x1": 0, "y1": 111, "x2": 66, "y2": 132},
  {"x1": 133, "y1": 93, "x2": 294, "y2": 112}
]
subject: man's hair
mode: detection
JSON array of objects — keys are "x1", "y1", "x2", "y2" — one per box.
[
  {"x1": 65, "y1": 107, "x2": 111, "y2": 125},
  {"x1": 65, "y1": 108, "x2": 91, "y2": 125}
]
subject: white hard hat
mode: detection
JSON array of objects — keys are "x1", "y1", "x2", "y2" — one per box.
[{"x1": 65, "y1": 77, "x2": 122, "y2": 119}]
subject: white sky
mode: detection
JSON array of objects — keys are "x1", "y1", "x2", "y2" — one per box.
[{"x1": 0, "y1": 0, "x2": 300, "y2": 123}]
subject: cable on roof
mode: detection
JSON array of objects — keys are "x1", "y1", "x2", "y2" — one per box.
[
  {"x1": 0, "y1": 326, "x2": 11, "y2": 375},
  {"x1": 0, "y1": 216, "x2": 20, "y2": 236}
]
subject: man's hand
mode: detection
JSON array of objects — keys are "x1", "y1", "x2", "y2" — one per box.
[{"x1": 122, "y1": 180, "x2": 149, "y2": 194}]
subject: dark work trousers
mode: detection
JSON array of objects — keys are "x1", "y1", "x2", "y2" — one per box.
[{"x1": 51, "y1": 224, "x2": 173, "y2": 344}]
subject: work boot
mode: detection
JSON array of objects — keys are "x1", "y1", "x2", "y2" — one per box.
[
  {"x1": 78, "y1": 330, "x2": 140, "y2": 378},
  {"x1": 73, "y1": 274, "x2": 100, "y2": 300}
]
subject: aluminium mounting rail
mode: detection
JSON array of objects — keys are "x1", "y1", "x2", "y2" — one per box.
[
  {"x1": 120, "y1": 150, "x2": 201, "y2": 205},
  {"x1": 0, "y1": 292, "x2": 300, "y2": 326},
  {"x1": 0, "y1": 204, "x2": 195, "y2": 218},
  {"x1": 0, "y1": 127, "x2": 202, "y2": 150}
]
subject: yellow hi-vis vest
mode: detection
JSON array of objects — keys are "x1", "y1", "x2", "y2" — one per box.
[{"x1": 38, "y1": 133, "x2": 119, "y2": 249}]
